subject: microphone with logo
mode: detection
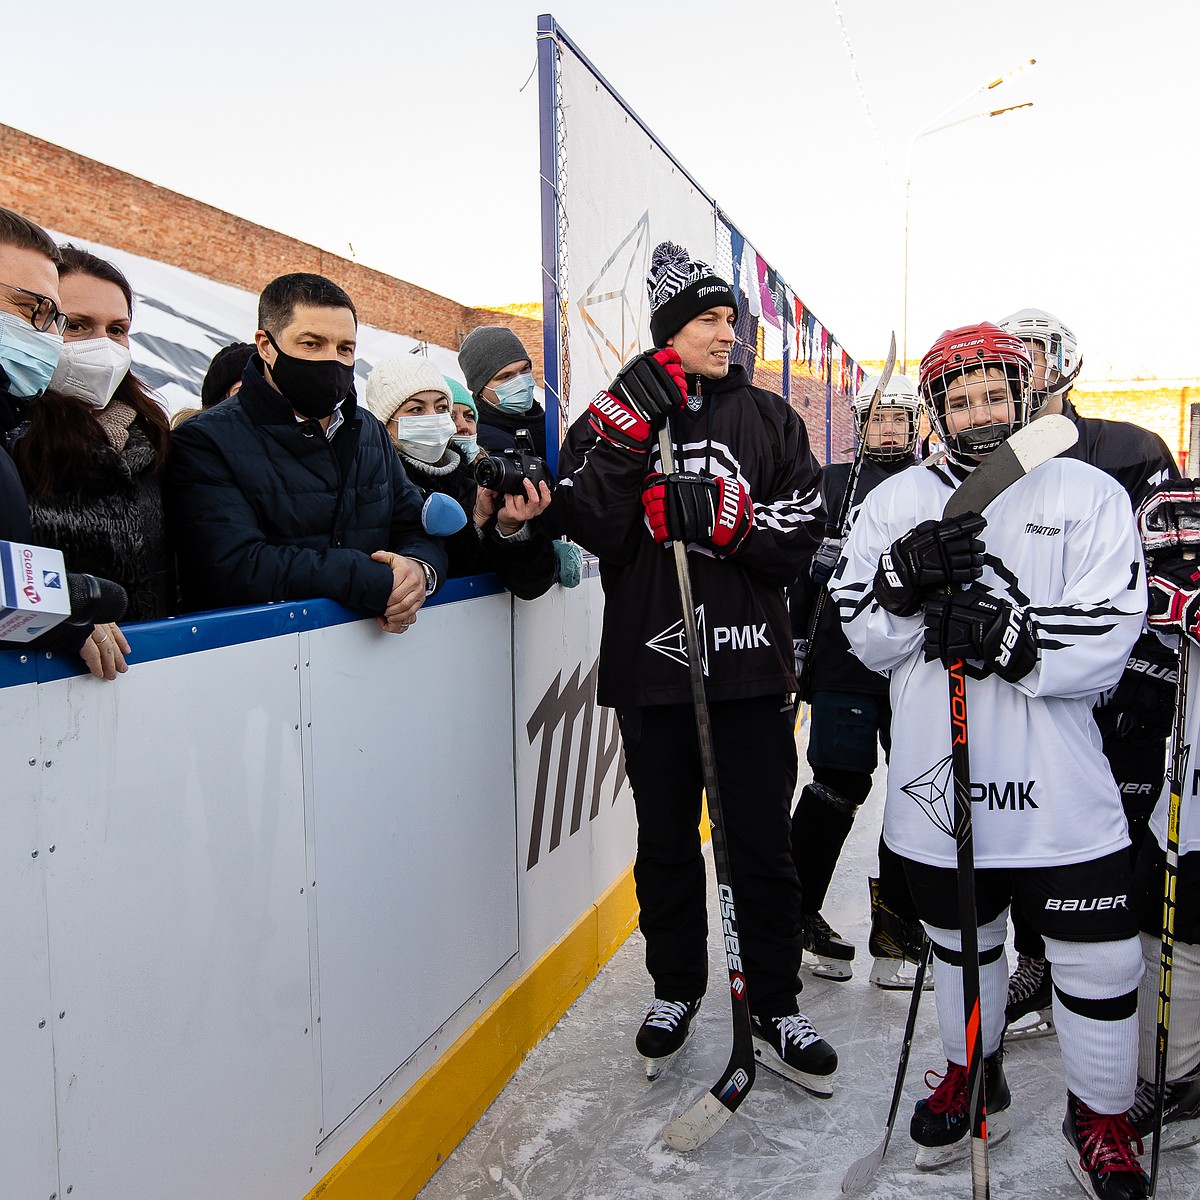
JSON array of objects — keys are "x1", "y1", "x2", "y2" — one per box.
[{"x1": 1, "y1": 539, "x2": 127, "y2": 643}]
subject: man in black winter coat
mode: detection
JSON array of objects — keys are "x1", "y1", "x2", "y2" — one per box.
[
  {"x1": 166, "y1": 274, "x2": 446, "y2": 631},
  {"x1": 554, "y1": 240, "x2": 839, "y2": 1095}
]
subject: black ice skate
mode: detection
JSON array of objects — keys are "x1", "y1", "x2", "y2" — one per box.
[
  {"x1": 867, "y1": 876, "x2": 933, "y2": 991},
  {"x1": 800, "y1": 911, "x2": 855, "y2": 982},
  {"x1": 1062, "y1": 1092, "x2": 1149, "y2": 1199},
  {"x1": 1006, "y1": 953, "x2": 1055, "y2": 1040},
  {"x1": 910, "y1": 1049, "x2": 1011, "y2": 1169},
  {"x1": 750, "y1": 1012, "x2": 838, "y2": 1097},
  {"x1": 635, "y1": 998, "x2": 700, "y2": 1080},
  {"x1": 1130, "y1": 1062, "x2": 1200, "y2": 1152}
]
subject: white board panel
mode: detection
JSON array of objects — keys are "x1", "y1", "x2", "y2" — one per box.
[
  {"x1": 512, "y1": 577, "x2": 635, "y2": 962},
  {"x1": 39, "y1": 638, "x2": 316, "y2": 1200},
  {"x1": 304, "y1": 597, "x2": 519, "y2": 1136},
  {"x1": 0, "y1": 676, "x2": 59, "y2": 1200}
]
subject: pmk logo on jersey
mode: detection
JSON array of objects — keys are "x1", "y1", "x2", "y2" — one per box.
[
  {"x1": 645, "y1": 603, "x2": 770, "y2": 672},
  {"x1": 970, "y1": 780, "x2": 1038, "y2": 809}
]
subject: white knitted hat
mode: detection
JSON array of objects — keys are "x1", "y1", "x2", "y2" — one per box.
[{"x1": 364, "y1": 356, "x2": 452, "y2": 424}]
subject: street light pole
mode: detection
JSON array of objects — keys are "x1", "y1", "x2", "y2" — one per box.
[{"x1": 901, "y1": 61, "x2": 1036, "y2": 373}]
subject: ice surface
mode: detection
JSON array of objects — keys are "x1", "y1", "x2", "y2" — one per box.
[{"x1": 419, "y1": 722, "x2": 1199, "y2": 1199}]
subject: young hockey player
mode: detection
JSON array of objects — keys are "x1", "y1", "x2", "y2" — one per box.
[
  {"x1": 998, "y1": 308, "x2": 1181, "y2": 1040},
  {"x1": 552, "y1": 241, "x2": 838, "y2": 1094},
  {"x1": 790, "y1": 372, "x2": 931, "y2": 988},
  {"x1": 1127, "y1": 481, "x2": 1200, "y2": 1154},
  {"x1": 831, "y1": 322, "x2": 1151, "y2": 1196}
]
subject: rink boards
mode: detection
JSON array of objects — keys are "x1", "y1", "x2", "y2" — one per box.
[{"x1": 0, "y1": 570, "x2": 637, "y2": 1200}]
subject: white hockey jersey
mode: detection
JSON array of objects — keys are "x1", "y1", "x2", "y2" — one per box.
[
  {"x1": 1150, "y1": 636, "x2": 1200, "y2": 856},
  {"x1": 831, "y1": 456, "x2": 1147, "y2": 869}
]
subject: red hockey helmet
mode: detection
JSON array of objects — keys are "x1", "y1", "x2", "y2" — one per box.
[{"x1": 918, "y1": 322, "x2": 1032, "y2": 465}]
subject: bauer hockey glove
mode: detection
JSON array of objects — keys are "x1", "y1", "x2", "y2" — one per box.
[
  {"x1": 809, "y1": 534, "x2": 844, "y2": 588},
  {"x1": 922, "y1": 589, "x2": 1039, "y2": 683},
  {"x1": 1146, "y1": 555, "x2": 1200, "y2": 644},
  {"x1": 586, "y1": 348, "x2": 689, "y2": 453},
  {"x1": 873, "y1": 512, "x2": 987, "y2": 616},
  {"x1": 641, "y1": 471, "x2": 753, "y2": 556}
]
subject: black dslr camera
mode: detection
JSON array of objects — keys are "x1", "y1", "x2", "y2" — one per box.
[{"x1": 472, "y1": 429, "x2": 553, "y2": 496}]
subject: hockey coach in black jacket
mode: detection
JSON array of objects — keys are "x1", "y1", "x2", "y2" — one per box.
[
  {"x1": 167, "y1": 273, "x2": 446, "y2": 631},
  {"x1": 554, "y1": 240, "x2": 840, "y2": 1094}
]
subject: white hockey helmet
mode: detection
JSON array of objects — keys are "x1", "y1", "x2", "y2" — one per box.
[
  {"x1": 852, "y1": 372, "x2": 922, "y2": 463},
  {"x1": 996, "y1": 308, "x2": 1082, "y2": 416}
]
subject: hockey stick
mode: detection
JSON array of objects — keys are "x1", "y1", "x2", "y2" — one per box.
[
  {"x1": 939, "y1": 413, "x2": 1078, "y2": 1199},
  {"x1": 655, "y1": 422, "x2": 757, "y2": 1153},
  {"x1": 794, "y1": 332, "x2": 897, "y2": 704},
  {"x1": 1148, "y1": 629, "x2": 1191, "y2": 1197},
  {"x1": 840, "y1": 936, "x2": 933, "y2": 1195}
]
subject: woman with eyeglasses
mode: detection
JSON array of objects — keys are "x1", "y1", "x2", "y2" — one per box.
[{"x1": 8, "y1": 244, "x2": 172, "y2": 679}]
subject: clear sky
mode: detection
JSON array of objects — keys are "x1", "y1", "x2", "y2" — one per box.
[{"x1": 8, "y1": 0, "x2": 1198, "y2": 381}]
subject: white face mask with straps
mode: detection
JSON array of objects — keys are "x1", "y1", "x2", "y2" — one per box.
[
  {"x1": 50, "y1": 336, "x2": 132, "y2": 409},
  {"x1": 393, "y1": 411, "x2": 456, "y2": 464}
]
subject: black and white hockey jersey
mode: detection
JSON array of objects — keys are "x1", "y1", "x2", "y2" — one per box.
[
  {"x1": 553, "y1": 364, "x2": 823, "y2": 708},
  {"x1": 830, "y1": 455, "x2": 1147, "y2": 869}
]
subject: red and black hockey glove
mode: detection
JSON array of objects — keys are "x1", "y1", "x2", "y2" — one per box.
[
  {"x1": 587, "y1": 348, "x2": 688, "y2": 453},
  {"x1": 922, "y1": 589, "x2": 1039, "y2": 683},
  {"x1": 873, "y1": 512, "x2": 987, "y2": 616},
  {"x1": 1146, "y1": 555, "x2": 1200, "y2": 644},
  {"x1": 641, "y1": 471, "x2": 753, "y2": 556}
]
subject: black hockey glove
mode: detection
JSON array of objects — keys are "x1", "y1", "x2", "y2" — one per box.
[
  {"x1": 587, "y1": 348, "x2": 688, "y2": 453},
  {"x1": 873, "y1": 513, "x2": 987, "y2": 616},
  {"x1": 1136, "y1": 479, "x2": 1200, "y2": 558},
  {"x1": 922, "y1": 589, "x2": 1039, "y2": 683},
  {"x1": 641, "y1": 471, "x2": 754, "y2": 556},
  {"x1": 1094, "y1": 633, "x2": 1178, "y2": 743},
  {"x1": 1146, "y1": 555, "x2": 1200, "y2": 644},
  {"x1": 809, "y1": 534, "x2": 843, "y2": 588}
]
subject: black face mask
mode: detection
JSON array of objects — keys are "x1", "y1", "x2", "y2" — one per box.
[{"x1": 264, "y1": 331, "x2": 355, "y2": 420}]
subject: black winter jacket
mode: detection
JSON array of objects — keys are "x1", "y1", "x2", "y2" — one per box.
[
  {"x1": 165, "y1": 359, "x2": 446, "y2": 615},
  {"x1": 554, "y1": 364, "x2": 823, "y2": 708},
  {"x1": 17, "y1": 419, "x2": 173, "y2": 623},
  {"x1": 477, "y1": 399, "x2": 548, "y2": 457},
  {"x1": 397, "y1": 447, "x2": 556, "y2": 601}
]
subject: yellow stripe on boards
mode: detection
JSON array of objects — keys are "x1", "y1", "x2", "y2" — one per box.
[{"x1": 306, "y1": 865, "x2": 638, "y2": 1200}]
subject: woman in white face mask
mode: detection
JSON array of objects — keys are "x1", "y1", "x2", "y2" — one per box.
[
  {"x1": 8, "y1": 245, "x2": 173, "y2": 678},
  {"x1": 365, "y1": 355, "x2": 556, "y2": 601}
]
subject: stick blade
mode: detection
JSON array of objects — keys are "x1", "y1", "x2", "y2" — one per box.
[
  {"x1": 944, "y1": 414, "x2": 1078, "y2": 520},
  {"x1": 840, "y1": 1137, "x2": 887, "y2": 1194},
  {"x1": 661, "y1": 1092, "x2": 734, "y2": 1151}
]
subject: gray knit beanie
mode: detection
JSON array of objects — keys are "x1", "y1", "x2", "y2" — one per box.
[
  {"x1": 458, "y1": 326, "x2": 531, "y2": 399},
  {"x1": 647, "y1": 241, "x2": 738, "y2": 346}
]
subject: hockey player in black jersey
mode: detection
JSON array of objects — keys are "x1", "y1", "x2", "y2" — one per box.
[
  {"x1": 789, "y1": 373, "x2": 930, "y2": 988},
  {"x1": 998, "y1": 308, "x2": 1181, "y2": 1041},
  {"x1": 832, "y1": 322, "x2": 1151, "y2": 1197},
  {"x1": 553, "y1": 241, "x2": 838, "y2": 1095}
]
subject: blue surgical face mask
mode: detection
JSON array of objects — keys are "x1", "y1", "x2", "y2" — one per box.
[
  {"x1": 452, "y1": 433, "x2": 480, "y2": 461},
  {"x1": 0, "y1": 311, "x2": 64, "y2": 399},
  {"x1": 491, "y1": 371, "x2": 535, "y2": 415}
]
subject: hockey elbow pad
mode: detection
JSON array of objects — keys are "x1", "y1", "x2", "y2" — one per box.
[{"x1": 873, "y1": 513, "x2": 987, "y2": 616}]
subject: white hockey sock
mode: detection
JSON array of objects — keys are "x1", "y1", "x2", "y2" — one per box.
[
  {"x1": 925, "y1": 915, "x2": 1008, "y2": 1064},
  {"x1": 1138, "y1": 932, "x2": 1200, "y2": 1081},
  {"x1": 1044, "y1": 935, "x2": 1141, "y2": 1113}
]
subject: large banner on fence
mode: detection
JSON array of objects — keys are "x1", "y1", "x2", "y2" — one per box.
[{"x1": 539, "y1": 17, "x2": 864, "y2": 465}]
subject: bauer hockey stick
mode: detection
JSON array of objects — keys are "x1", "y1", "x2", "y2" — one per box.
[
  {"x1": 841, "y1": 936, "x2": 933, "y2": 1195},
  {"x1": 1149, "y1": 629, "x2": 1191, "y2": 1196},
  {"x1": 940, "y1": 413, "x2": 1078, "y2": 1199},
  {"x1": 795, "y1": 332, "x2": 897, "y2": 703},
  {"x1": 655, "y1": 422, "x2": 757, "y2": 1153}
]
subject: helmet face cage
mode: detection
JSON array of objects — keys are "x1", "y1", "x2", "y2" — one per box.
[
  {"x1": 919, "y1": 327, "x2": 1032, "y2": 466},
  {"x1": 997, "y1": 309, "x2": 1081, "y2": 416},
  {"x1": 852, "y1": 374, "x2": 922, "y2": 463}
]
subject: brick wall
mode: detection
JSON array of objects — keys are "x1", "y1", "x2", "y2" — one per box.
[
  {"x1": 0, "y1": 124, "x2": 544, "y2": 380},
  {"x1": 1073, "y1": 385, "x2": 1192, "y2": 471}
]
